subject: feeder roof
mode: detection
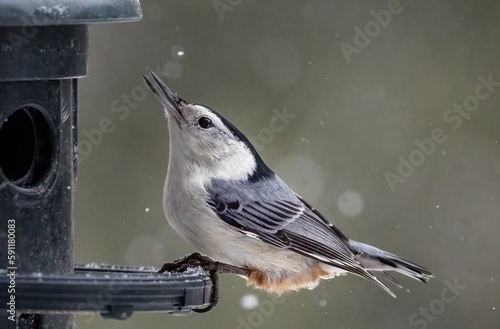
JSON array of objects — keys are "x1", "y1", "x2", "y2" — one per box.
[{"x1": 0, "y1": 0, "x2": 142, "y2": 26}]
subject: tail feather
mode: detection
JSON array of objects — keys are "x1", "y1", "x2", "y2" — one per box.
[
  {"x1": 380, "y1": 271, "x2": 403, "y2": 288},
  {"x1": 348, "y1": 240, "x2": 433, "y2": 294}
]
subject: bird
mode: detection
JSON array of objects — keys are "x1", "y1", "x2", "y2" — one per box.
[{"x1": 144, "y1": 70, "x2": 433, "y2": 312}]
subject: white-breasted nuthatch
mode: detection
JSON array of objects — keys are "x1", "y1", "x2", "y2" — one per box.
[{"x1": 144, "y1": 70, "x2": 433, "y2": 310}]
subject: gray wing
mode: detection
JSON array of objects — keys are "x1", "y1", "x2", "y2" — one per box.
[{"x1": 205, "y1": 176, "x2": 386, "y2": 283}]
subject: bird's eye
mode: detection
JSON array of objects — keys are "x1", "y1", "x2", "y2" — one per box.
[{"x1": 198, "y1": 117, "x2": 213, "y2": 129}]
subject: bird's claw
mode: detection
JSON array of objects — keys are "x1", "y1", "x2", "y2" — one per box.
[
  {"x1": 159, "y1": 252, "x2": 213, "y2": 273},
  {"x1": 159, "y1": 253, "x2": 249, "y2": 313}
]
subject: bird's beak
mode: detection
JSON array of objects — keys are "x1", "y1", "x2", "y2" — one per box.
[{"x1": 144, "y1": 69, "x2": 186, "y2": 124}]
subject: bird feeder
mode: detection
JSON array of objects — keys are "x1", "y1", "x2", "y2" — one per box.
[{"x1": 0, "y1": 1, "x2": 212, "y2": 328}]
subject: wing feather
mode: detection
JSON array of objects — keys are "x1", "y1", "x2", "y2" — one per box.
[{"x1": 205, "y1": 177, "x2": 393, "y2": 294}]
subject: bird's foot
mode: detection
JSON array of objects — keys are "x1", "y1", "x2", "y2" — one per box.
[
  {"x1": 159, "y1": 252, "x2": 213, "y2": 273},
  {"x1": 159, "y1": 253, "x2": 249, "y2": 313}
]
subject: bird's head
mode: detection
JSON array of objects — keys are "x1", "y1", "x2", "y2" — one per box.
[{"x1": 144, "y1": 70, "x2": 273, "y2": 182}]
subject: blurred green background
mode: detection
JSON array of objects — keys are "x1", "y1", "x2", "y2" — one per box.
[{"x1": 75, "y1": 0, "x2": 500, "y2": 328}]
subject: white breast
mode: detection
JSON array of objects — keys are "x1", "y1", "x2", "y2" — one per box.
[
  {"x1": 163, "y1": 174, "x2": 317, "y2": 278},
  {"x1": 162, "y1": 142, "x2": 319, "y2": 280}
]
